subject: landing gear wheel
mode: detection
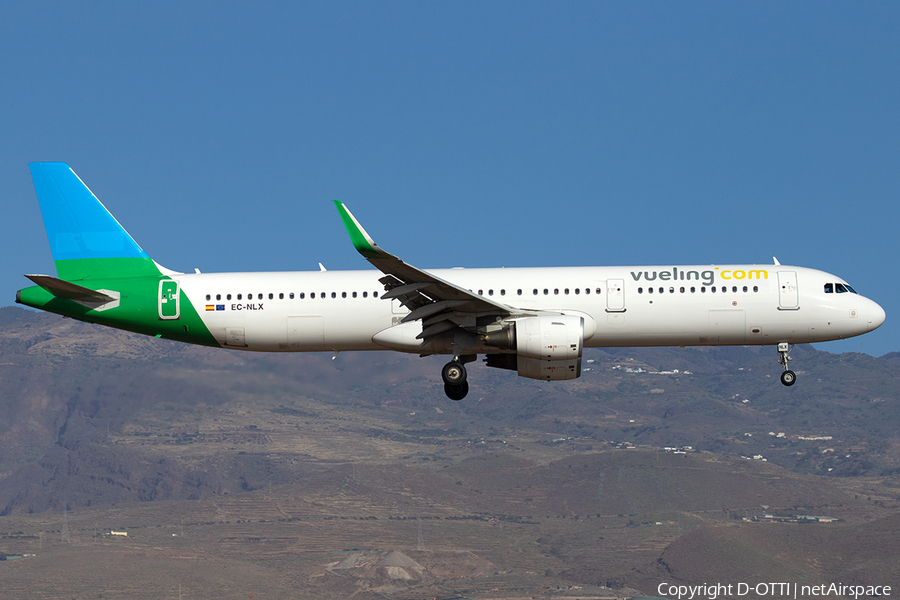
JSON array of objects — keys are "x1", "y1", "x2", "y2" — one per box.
[
  {"x1": 776, "y1": 343, "x2": 796, "y2": 387},
  {"x1": 444, "y1": 382, "x2": 469, "y2": 401},
  {"x1": 441, "y1": 360, "x2": 467, "y2": 386},
  {"x1": 780, "y1": 370, "x2": 796, "y2": 387}
]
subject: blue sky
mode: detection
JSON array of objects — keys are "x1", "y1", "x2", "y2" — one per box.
[{"x1": 2, "y1": 2, "x2": 897, "y2": 356}]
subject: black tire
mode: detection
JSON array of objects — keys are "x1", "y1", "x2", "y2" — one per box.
[
  {"x1": 780, "y1": 370, "x2": 796, "y2": 386},
  {"x1": 441, "y1": 361, "x2": 467, "y2": 385},
  {"x1": 444, "y1": 382, "x2": 469, "y2": 401}
]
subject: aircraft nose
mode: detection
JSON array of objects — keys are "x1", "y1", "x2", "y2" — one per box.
[{"x1": 868, "y1": 300, "x2": 886, "y2": 332}]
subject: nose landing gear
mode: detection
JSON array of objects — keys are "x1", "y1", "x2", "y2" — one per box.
[
  {"x1": 442, "y1": 357, "x2": 470, "y2": 401},
  {"x1": 777, "y1": 342, "x2": 796, "y2": 386}
]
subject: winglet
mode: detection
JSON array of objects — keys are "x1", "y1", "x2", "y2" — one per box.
[{"x1": 333, "y1": 200, "x2": 390, "y2": 260}]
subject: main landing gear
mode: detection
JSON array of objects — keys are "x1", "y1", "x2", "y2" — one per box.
[
  {"x1": 777, "y1": 342, "x2": 796, "y2": 387},
  {"x1": 442, "y1": 357, "x2": 471, "y2": 401}
]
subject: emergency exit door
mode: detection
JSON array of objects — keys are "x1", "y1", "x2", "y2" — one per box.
[{"x1": 606, "y1": 279, "x2": 625, "y2": 312}]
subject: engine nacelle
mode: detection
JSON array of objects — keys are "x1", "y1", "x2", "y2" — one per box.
[{"x1": 483, "y1": 315, "x2": 584, "y2": 381}]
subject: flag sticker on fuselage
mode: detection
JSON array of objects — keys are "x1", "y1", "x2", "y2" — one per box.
[{"x1": 206, "y1": 305, "x2": 226, "y2": 311}]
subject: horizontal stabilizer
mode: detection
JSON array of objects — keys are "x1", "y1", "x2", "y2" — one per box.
[{"x1": 24, "y1": 274, "x2": 115, "y2": 301}]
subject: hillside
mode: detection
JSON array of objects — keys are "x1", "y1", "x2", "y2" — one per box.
[{"x1": 0, "y1": 306, "x2": 899, "y2": 598}]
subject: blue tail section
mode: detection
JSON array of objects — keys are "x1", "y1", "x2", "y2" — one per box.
[
  {"x1": 28, "y1": 162, "x2": 162, "y2": 281},
  {"x1": 29, "y1": 162, "x2": 149, "y2": 263}
]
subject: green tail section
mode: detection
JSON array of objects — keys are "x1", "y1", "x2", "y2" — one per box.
[
  {"x1": 18, "y1": 163, "x2": 219, "y2": 348},
  {"x1": 56, "y1": 256, "x2": 163, "y2": 283}
]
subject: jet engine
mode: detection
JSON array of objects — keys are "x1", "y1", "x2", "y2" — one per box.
[{"x1": 483, "y1": 315, "x2": 583, "y2": 381}]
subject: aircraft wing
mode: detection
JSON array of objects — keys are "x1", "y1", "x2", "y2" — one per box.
[{"x1": 334, "y1": 201, "x2": 513, "y2": 345}]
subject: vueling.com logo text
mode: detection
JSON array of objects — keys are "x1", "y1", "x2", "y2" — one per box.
[{"x1": 630, "y1": 267, "x2": 769, "y2": 287}]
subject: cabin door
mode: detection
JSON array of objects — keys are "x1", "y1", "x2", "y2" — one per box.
[
  {"x1": 158, "y1": 280, "x2": 180, "y2": 320},
  {"x1": 777, "y1": 271, "x2": 799, "y2": 310}
]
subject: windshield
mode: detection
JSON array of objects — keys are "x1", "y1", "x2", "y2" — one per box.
[{"x1": 825, "y1": 282, "x2": 859, "y2": 294}]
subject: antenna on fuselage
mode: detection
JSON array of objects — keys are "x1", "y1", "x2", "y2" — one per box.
[{"x1": 773, "y1": 257, "x2": 781, "y2": 265}]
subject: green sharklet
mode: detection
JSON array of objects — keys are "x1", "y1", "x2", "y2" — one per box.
[{"x1": 333, "y1": 200, "x2": 390, "y2": 259}]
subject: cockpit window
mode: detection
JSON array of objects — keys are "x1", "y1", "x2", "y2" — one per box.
[{"x1": 828, "y1": 282, "x2": 859, "y2": 294}]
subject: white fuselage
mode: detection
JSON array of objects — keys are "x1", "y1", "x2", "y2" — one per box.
[{"x1": 178, "y1": 264, "x2": 884, "y2": 353}]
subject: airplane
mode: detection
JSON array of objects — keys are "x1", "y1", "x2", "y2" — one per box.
[{"x1": 17, "y1": 162, "x2": 886, "y2": 400}]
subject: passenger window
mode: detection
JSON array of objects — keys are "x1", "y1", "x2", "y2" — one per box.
[
  {"x1": 488, "y1": 289, "x2": 493, "y2": 296},
  {"x1": 669, "y1": 287, "x2": 674, "y2": 294},
  {"x1": 595, "y1": 288, "x2": 601, "y2": 295},
  {"x1": 638, "y1": 287, "x2": 643, "y2": 294},
  {"x1": 517, "y1": 289, "x2": 523, "y2": 296},
  {"x1": 700, "y1": 287, "x2": 706, "y2": 293},
  {"x1": 227, "y1": 294, "x2": 232, "y2": 300},
  {"x1": 564, "y1": 288, "x2": 569, "y2": 295},
  {"x1": 331, "y1": 292, "x2": 337, "y2": 298},
  {"x1": 680, "y1": 287, "x2": 685, "y2": 293},
  {"x1": 575, "y1": 288, "x2": 580, "y2": 295},
  {"x1": 258, "y1": 294, "x2": 263, "y2": 300},
  {"x1": 533, "y1": 289, "x2": 538, "y2": 295},
  {"x1": 742, "y1": 286, "x2": 748, "y2": 293},
  {"x1": 543, "y1": 289, "x2": 549, "y2": 295},
  {"x1": 732, "y1": 286, "x2": 737, "y2": 293},
  {"x1": 659, "y1": 287, "x2": 664, "y2": 294},
  {"x1": 500, "y1": 289, "x2": 506, "y2": 296},
  {"x1": 352, "y1": 291, "x2": 357, "y2": 298},
  {"x1": 310, "y1": 293, "x2": 316, "y2": 299},
  {"x1": 269, "y1": 293, "x2": 274, "y2": 300},
  {"x1": 710, "y1": 287, "x2": 715, "y2": 293},
  {"x1": 205, "y1": 294, "x2": 211, "y2": 301},
  {"x1": 824, "y1": 283, "x2": 834, "y2": 293},
  {"x1": 237, "y1": 294, "x2": 242, "y2": 300},
  {"x1": 648, "y1": 287, "x2": 654, "y2": 294},
  {"x1": 363, "y1": 291, "x2": 368, "y2": 298},
  {"x1": 585, "y1": 288, "x2": 590, "y2": 294},
  {"x1": 478, "y1": 289, "x2": 483, "y2": 295},
  {"x1": 342, "y1": 292, "x2": 347, "y2": 298},
  {"x1": 374, "y1": 291, "x2": 379, "y2": 298},
  {"x1": 753, "y1": 286, "x2": 758, "y2": 292},
  {"x1": 279, "y1": 293, "x2": 284, "y2": 299},
  {"x1": 216, "y1": 294, "x2": 221, "y2": 301},
  {"x1": 691, "y1": 287, "x2": 696, "y2": 293},
  {"x1": 554, "y1": 289, "x2": 559, "y2": 295}
]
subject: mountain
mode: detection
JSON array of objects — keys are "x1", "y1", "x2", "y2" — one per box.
[{"x1": 1, "y1": 306, "x2": 899, "y2": 598}]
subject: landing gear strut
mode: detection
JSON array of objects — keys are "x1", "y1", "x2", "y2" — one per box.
[
  {"x1": 442, "y1": 357, "x2": 469, "y2": 401},
  {"x1": 777, "y1": 342, "x2": 796, "y2": 386}
]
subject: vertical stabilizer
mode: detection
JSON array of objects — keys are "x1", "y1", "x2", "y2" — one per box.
[{"x1": 28, "y1": 162, "x2": 160, "y2": 281}]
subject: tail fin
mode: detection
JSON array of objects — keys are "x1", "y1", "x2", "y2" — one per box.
[{"x1": 29, "y1": 162, "x2": 161, "y2": 281}]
